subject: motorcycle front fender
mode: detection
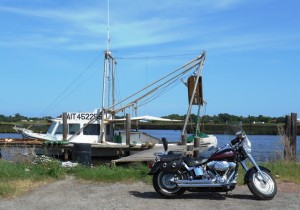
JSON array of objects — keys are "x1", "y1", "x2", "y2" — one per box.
[
  {"x1": 244, "y1": 166, "x2": 271, "y2": 184},
  {"x1": 148, "y1": 162, "x2": 161, "y2": 175}
]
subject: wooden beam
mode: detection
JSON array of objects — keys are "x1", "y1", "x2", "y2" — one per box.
[
  {"x1": 284, "y1": 113, "x2": 297, "y2": 161},
  {"x1": 62, "y1": 112, "x2": 68, "y2": 140},
  {"x1": 126, "y1": 113, "x2": 131, "y2": 145},
  {"x1": 193, "y1": 137, "x2": 201, "y2": 157}
]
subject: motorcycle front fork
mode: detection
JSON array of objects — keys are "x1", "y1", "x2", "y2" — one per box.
[{"x1": 240, "y1": 154, "x2": 268, "y2": 183}]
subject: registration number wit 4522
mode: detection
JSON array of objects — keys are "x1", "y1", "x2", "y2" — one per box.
[{"x1": 66, "y1": 113, "x2": 101, "y2": 121}]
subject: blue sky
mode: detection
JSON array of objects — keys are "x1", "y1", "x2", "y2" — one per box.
[{"x1": 0, "y1": 0, "x2": 299, "y2": 118}]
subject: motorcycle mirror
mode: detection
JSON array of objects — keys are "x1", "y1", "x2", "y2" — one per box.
[{"x1": 161, "y1": 137, "x2": 168, "y2": 151}]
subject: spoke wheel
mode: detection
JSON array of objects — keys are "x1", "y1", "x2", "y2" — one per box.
[
  {"x1": 153, "y1": 170, "x2": 186, "y2": 198},
  {"x1": 247, "y1": 169, "x2": 277, "y2": 200}
]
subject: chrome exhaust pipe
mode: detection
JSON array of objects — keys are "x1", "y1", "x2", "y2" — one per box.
[
  {"x1": 175, "y1": 180, "x2": 224, "y2": 188},
  {"x1": 177, "y1": 183, "x2": 224, "y2": 187}
]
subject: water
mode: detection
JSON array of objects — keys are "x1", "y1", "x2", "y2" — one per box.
[
  {"x1": 1, "y1": 131, "x2": 299, "y2": 162},
  {"x1": 140, "y1": 129, "x2": 300, "y2": 162},
  {"x1": 0, "y1": 133, "x2": 23, "y2": 139}
]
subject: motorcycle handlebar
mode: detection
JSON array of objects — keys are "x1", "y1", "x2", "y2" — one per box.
[
  {"x1": 231, "y1": 134, "x2": 244, "y2": 145},
  {"x1": 231, "y1": 137, "x2": 240, "y2": 145}
]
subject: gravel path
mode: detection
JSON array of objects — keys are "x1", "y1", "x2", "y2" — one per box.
[{"x1": 1, "y1": 176, "x2": 299, "y2": 210}]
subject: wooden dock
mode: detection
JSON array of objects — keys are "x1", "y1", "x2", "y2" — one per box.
[
  {"x1": 0, "y1": 139, "x2": 155, "y2": 160},
  {"x1": 111, "y1": 144, "x2": 183, "y2": 164},
  {"x1": 111, "y1": 143, "x2": 208, "y2": 165},
  {"x1": 0, "y1": 139, "x2": 210, "y2": 164}
]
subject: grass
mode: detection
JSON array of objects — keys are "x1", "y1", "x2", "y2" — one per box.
[
  {"x1": 0, "y1": 158, "x2": 299, "y2": 199},
  {"x1": 68, "y1": 163, "x2": 151, "y2": 183},
  {"x1": 235, "y1": 160, "x2": 300, "y2": 184},
  {"x1": 0, "y1": 158, "x2": 65, "y2": 198},
  {"x1": 261, "y1": 160, "x2": 300, "y2": 183},
  {"x1": 0, "y1": 159, "x2": 151, "y2": 198}
]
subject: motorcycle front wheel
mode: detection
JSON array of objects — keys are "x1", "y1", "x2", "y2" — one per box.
[
  {"x1": 247, "y1": 169, "x2": 277, "y2": 200},
  {"x1": 153, "y1": 170, "x2": 186, "y2": 198}
]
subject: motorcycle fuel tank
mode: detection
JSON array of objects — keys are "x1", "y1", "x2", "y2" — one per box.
[{"x1": 210, "y1": 148, "x2": 236, "y2": 161}]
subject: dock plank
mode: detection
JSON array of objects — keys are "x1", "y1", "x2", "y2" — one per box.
[{"x1": 112, "y1": 144, "x2": 188, "y2": 163}]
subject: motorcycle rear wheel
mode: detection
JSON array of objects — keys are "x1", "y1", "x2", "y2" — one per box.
[
  {"x1": 247, "y1": 169, "x2": 277, "y2": 200},
  {"x1": 153, "y1": 170, "x2": 186, "y2": 198}
]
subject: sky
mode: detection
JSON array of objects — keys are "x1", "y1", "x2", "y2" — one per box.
[{"x1": 0, "y1": 0, "x2": 299, "y2": 118}]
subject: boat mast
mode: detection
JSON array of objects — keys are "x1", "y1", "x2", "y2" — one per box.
[
  {"x1": 99, "y1": 0, "x2": 115, "y2": 143},
  {"x1": 103, "y1": 0, "x2": 111, "y2": 107}
]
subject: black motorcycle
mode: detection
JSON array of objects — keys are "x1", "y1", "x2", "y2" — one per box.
[{"x1": 148, "y1": 131, "x2": 277, "y2": 200}]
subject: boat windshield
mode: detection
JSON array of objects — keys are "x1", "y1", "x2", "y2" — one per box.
[{"x1": 47, "y1": 122, "x2": 57, "y2": 134}]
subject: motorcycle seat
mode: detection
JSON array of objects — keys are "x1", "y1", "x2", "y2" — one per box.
[
  {"x1": 198, "y1": 146, "x2": 218, "y2": 159},
  {"x1": 168, "y1": 151, "x2": 184, "y2": 156},
  {"x1": 184, "y1": 157, "x2": 208, "y2": 167},
  {"x1": 161, "y1": 153, "x2": 184, "y2": 162}
]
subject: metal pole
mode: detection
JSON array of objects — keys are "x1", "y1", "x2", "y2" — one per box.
[
  {"x1": 99, "y1": 52, "x2": 109, "y2": 143},
  {"x1": 181, "y1": 52, "x2": 206, "y2": 141},
  {"x1": 112, "y1": 59, "x2": 116, "y2": 111}
]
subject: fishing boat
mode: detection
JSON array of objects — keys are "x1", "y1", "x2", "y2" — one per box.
[
  {"x1": 13, "y1": 50, "x2": 217, "y2": 147},
  {"x1": 13, "y1": 2, "x2": 217, "y2": 148},
  {"x1": 13, "y1": 111, "x2": 181, "y2": 145}
]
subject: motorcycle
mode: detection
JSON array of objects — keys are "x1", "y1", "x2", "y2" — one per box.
[{"x1": 148, "y1": 131, "x2": 277, "y2": 200}]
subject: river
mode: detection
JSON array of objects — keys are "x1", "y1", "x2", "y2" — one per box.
[
  {"x1": 1, "y1": 131, "x2": 299, "y2": 162},
  {"x1": 140, "y1": 129, "x2": 300, "y2": 162}
]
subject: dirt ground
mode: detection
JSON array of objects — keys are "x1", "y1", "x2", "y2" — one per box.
[{"x1": 1, "y1": 177, "x2": 300, "y2": 210}]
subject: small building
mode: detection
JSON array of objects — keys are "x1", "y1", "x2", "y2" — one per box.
[{"x1": 252, "y1": 121, "x2": 265, "y2": 125}]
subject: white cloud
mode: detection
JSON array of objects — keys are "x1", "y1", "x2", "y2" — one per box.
[{"x1": 1, "y1": 0, "x2": 296, "y2": 53}]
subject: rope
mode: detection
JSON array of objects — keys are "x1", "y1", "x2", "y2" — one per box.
[
  {"x1": 39, "y1": 53, "x2": 102, "y2": 117},
  {"x1": 110, "y1": 53, "x2": 204, "y2": 113}
]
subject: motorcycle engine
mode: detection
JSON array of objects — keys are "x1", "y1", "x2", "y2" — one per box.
[
  {"x1": 207, "y1": 161, "x2": 236, "y2": 183},
  {"x1": 213, "y1": 161, "x2": 230, "y2": 173}
]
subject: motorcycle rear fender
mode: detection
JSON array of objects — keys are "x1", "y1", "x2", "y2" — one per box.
[
  {"x1": 148, "y1": 162, "x2": 161, "y2": 175},
  {"x1": 244, "y1": 166, "x2": 271, "y2": 184}
]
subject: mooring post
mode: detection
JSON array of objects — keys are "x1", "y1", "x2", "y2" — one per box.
[
  {"x1": 62, "y1": 112, "x2": 68, "y2": 141},
  {"x1": 126, "y1": 113, "x2": 131, "y2": 145},
  {"x1": 181, "y1": 133, "x2": 187, "y2": 145},
  {"x1": 284, "y1": 113, "x2": 297, "y2": 161},
  {"x1": 193, "y1": 136, "x2": 200, "y2": 157}
]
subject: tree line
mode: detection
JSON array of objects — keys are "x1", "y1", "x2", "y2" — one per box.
[
  {"x1": 0, "y1": 113, "x2": 52, "y2": 123},
  {"x1": 0, "y1": 112, "x2": 286, "y2": 124},
  {"x1": 162, "y1": 113, "x2": 286, "y2": 124}
]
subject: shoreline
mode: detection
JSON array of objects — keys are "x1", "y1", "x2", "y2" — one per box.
[{"x1": 0, "y1": 123, "x2": 299, "y2": 135}]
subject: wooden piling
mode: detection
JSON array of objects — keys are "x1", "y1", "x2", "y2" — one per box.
[
  {"x1": 181, "y1": 133, "x2": 187, "y2": 145},
  {"x1": 193, "y1": 137, "x2": 200, "y2": 157},
  {"x1": 126, "y1": 113, "x2": 131, "y2": 145},
  {"x1": 62, "y1": 112, "x2": 68, "y2": 140},
  {"x1": 284, "y1": 113, "x2": 297, "y2": 161}
]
